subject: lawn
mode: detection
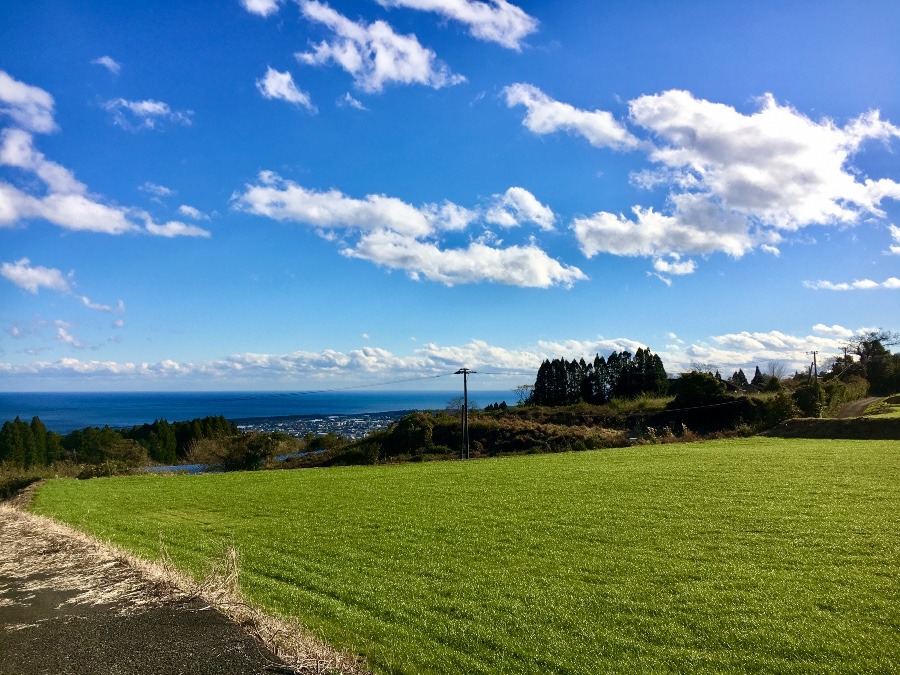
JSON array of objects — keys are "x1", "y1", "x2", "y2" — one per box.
[{"x1": 31, "y1": 438, "x2": 900, "y2": 674}]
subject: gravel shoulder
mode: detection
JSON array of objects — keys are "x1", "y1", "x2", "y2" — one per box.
[{"x1": 0, "y1": 492, "x2": 365, "y2": 675}]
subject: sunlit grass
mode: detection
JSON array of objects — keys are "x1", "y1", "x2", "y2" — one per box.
[{"x1": 31, "y1": 438, "x2": 900, "y2": 674}]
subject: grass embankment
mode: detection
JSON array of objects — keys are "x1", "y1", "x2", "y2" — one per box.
[
  {"x1": 32, "y1": 439, "x2": 900, "y2": 674},
  {"x1": 864, "y1": 395, "x2": 900, "y2": 419}
]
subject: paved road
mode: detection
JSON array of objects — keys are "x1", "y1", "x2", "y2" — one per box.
[
  {"x1": 836, "y1": 396, "x2": 882, "y2": 419},
  {"x1": 0, "y1": 504, "x2": 293, "y2": 675}
]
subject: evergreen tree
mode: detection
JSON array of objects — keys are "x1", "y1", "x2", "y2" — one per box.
[{"x1": 30, "y1": 417, "x2": 48, "y2": 466}]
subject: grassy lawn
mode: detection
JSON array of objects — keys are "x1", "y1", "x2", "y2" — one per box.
[{"x1": 31, "y1": 438, "x2": 899, "y2": 674}]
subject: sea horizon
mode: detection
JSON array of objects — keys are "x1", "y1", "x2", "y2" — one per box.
[{"x1": 0, "y1": 389, "x2": 517, "y2": 434}]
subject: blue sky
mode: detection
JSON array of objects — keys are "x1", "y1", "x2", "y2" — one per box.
[{"x1": 1, "y1": 0, "x2": 898, "y2": 392}]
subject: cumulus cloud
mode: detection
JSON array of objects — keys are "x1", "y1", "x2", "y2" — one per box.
[
  {"x1": 1, "y1": 258, "x2": 70, "y2": 294},
  {"x1": 485, "y1": 186, "x2": 555, "y2": 231},
  {"x1": 234, "y1": 172, "x2": 583, "y2": 287},
  {"x1": 256, "y1": 67, "x2": 317, "y2": 112},
  {"x1": 376, "y1": 0, "x2": 538, "y2": 50},
  {"x1": 235, "y1": 173, "x2": 434, "y2": 236},
  {"x1": 0, "y1": 70, "x2": 57, "y2": 134},
  {"x1": 658, "y1": 327, "x2": 861, "y2": 375},
  {"x1": 296, "y1": 0, "x2": 465, "y2": 92},
  {"x1": 102, "y1": 98, "x2": 193, "y2": 131},
  {"x1": 812, "y1": 323, "x2": 854, "y2": 338},
  {"x1": 507, "y1": 85, "x2": 900, "y2": 275},
  {"x1": 241, "y1": 0, "x2": 282, "y2": 16},
  {"x1": 91, "y1": 56, "x2": 122, "y2": 74},
  {"x1": 344, "y1": 229, "x2": 585, "y2": 287},
  {"x1": 628, "y1": 91, "x2": 900, "y2": 229},
  {"x1": 503, "y1": 83, "x2": 639, "y2": 151},
  {"x1": 803, "y1": 277, "x2": 900, "y2": 291}
]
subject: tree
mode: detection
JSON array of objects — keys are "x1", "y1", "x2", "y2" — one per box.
[
  {"x1": 670, "y1": 371, "x2": 728, "y2": 409},
  {"x1": 30, "y1": 417, "x2": 48, "y2": 466},
  {"x1": 793, "y1": 381, "x2": 825, "y2": 417}
]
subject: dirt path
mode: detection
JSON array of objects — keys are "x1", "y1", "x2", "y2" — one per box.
[
  {"x1": 0, "y1": 498, "x2": 365, "y2": 675},
  {"x1": 836, "y1": 396, "x2": 882, "y2": 419}
]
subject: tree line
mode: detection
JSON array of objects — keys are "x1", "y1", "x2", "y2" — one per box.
[
  {"x1": 0, "y1": 415, "x2": 238, "y2": 470},
  {"x1": 531, "y1": 348, "x2": 668, "y2": 406}
]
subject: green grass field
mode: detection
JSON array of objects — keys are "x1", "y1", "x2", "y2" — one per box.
[{"x1": 31, "y1": 438, "x2": 899, "y2": 674}]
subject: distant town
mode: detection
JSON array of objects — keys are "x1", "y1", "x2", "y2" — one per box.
[{"x1": 235, "y1": 411, "x2": 413, "y2": 440}]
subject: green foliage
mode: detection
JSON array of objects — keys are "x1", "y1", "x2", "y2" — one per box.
[
  {"x1": 189, "y1": 432, "x2": 277, "y2": 471},
  {"x1": 822, "y1": 375, "x2": 869, "y2": 416},
  {"x1": 534, "y1": 348, "x2": 667, "y2": 406},
  {"x1": 793, "y1": 381, "x2": 825, "y2": 417},
  {"x1": 669, "y1": 371, "x2": 728, "y2": 409},
  {"x1": 32, "y1": 439, "x2": 900, "y2": 675},
  {"x1": 0, "y1": 417, "x2": 65, "y2": 469}
]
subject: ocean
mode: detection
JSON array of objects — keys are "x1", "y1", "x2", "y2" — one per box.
[{"x1": 0, "y1": 390, "x2": 515, "y2": 434}]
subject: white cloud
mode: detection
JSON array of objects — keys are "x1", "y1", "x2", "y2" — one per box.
[
  {"x1": 343, "y1": 229, "x2": 586, "y2": 287},
  {"x1": 503, "y1": 83, "x2": 638, "y2": 151},
  {"x1": 573, "y1": 193, "x2": 755, "y2": 259},
  {"x1": 508, "y1": 86, "x2": 900, "y2": 274},
  {"x1": 13, "y1": 188, "x2": 137, "y2": 234},
  {"x1": 485, "y1": 186, "x2": 555, "y2": 231},
  {"x1": 234, "y1": 173, "x2": 583, "y2": 287},
  {"x1": 0, "y1": 326, "x2": 879, "y2": 384},
  {"x1": 235, "y1": 174, "x2": 433, "y2": 236},
  {"x1": 241, "y1": 0, "x2": 282, "y2": 16},
  {"x1": 56, "y1": 326, "x2": 89, "y2": 350},
  {"x1": 1, "y1": 258, "x2": 70, "y2": 294},
  {"x1": 0, "y1": 79, "x2": 204, "y2": 238},
  {"x1": 629, "y1": 91, "x2": 900, "y2": 230},
  {"x1": 178, "y1": 204, "x2": 209, "y2": 220},
  {"x1": 143, "y1": 218, "x2": 211, "y2": 238},
  {"x1": 256, "y1": 67, "x2": 317, "y2": 112},
  {"x1": 423, "y1": 200, "x2": 478, "y2": 231},
  {"x1": 337, "y1": 92, "x2": 368, "y2": 111},
  {"x1": 803, "y1": 278, "x2": 900, "y2": 291},
  {"x1": 812, "y1": 323, "x2": 854, "y2": 339},
  {"x1": 102, "y1": 98, "x2": 193, "y2": 131},
  {"x1": 91, "y1": 56, "x2": 122, "y2": 74},
  {"x1": 1, "y1": 258, "x2": 123, "y2": 311},
  {"x1": 140, "y1": 181, "x2": 174, "y2": 197},
  {"x1": 0, "y1": 70, "x2": 57, "y2": 134},
  {"x1": 296, "y1": 0, "x2": 465, "y2": 93},
  {"x1": 658, "y1": 327, "x2": 859, "y2": 375},
  {"x1": 888, "y1": 224, "x2": 900, "y2": 255},
  {"x1": 1, "y1": 127, "x2": 85, "y2": 194},
  {"x1": 376, "y1": 0, "x2": 538, "y2": 50},
  {"x1": 650, "y1": 253, "x2": 696, "y2": 285}
]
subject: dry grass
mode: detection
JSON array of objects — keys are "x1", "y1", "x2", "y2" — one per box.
[{"x1": 1, "y1": 494, "x2": 368, "y2": 674}]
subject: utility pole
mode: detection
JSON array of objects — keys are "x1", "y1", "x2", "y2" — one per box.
[
  {"x1": 454, "y1": 368, "x2": 476, "y2": 459},
  {"x1": 807, "y1": 351, "x2": 819, "y2": 380}
]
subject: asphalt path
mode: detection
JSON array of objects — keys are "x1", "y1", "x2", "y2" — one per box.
[
  {"x1": 0, "y1": 504, "x2": 294, "y2": 675},
  {"x1": 836, "y1": 396, "x2": 882, "y2": 419}
]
